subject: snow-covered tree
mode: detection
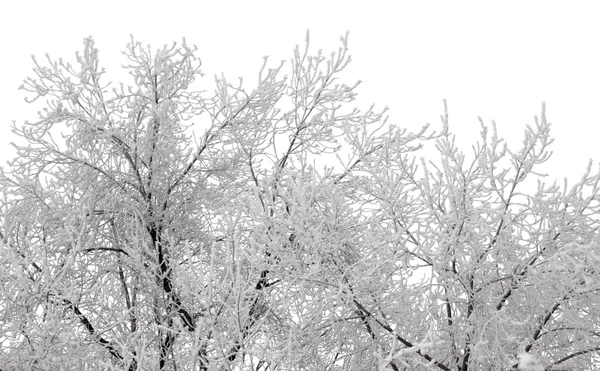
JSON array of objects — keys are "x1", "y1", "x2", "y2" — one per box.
[{"x1": 1, "y1": 34, "x2": 599, "y2": 370}]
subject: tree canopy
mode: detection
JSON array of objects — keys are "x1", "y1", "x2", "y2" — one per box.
[{"x1": 1, "y1": 34, "x2": 599, "y2": 371}]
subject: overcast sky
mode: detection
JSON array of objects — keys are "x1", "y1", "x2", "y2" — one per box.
[{"x1": 1, "y1": 1, "x2": 599, "y2": 182}]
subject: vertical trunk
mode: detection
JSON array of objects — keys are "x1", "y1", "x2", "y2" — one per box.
[
  {"x1": 461, "y1": 275, "x2": 475, "y2": 371},
  {"x1": 159, "y1": 329, "x2": 175, "y2": 370},
  {"x1": 148, "y1": 223, "x2": 177, "y2": 370}
]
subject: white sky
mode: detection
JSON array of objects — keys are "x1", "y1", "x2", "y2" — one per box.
[{"x1": 1, "y1": 1, "x2": 599, "y2": 182}]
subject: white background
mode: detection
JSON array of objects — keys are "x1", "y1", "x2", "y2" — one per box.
[{"x1": 1, "y1": 1, "x2": 599, "y2": 182}]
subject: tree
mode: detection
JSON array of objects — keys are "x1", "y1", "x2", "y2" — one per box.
[{"x1": 1, "y1": 33, "x2": 599, "y2": 371}]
